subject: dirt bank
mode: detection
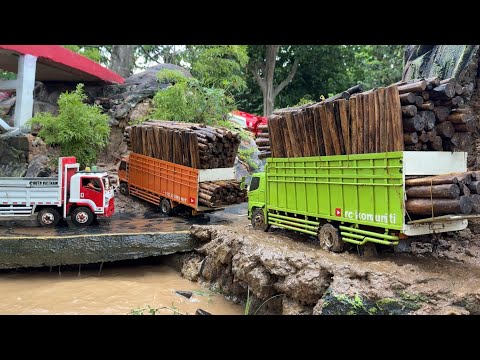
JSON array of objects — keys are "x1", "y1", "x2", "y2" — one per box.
[{"x1": 180, "y1": 225, "x2": 480, "y2": 315}]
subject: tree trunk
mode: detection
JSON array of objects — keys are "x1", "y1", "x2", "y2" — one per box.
[
  {"x1": 110, "y1": 45, "x2": 136, "y2": 78},
  {"x1": 251, "y1": 45, "x2": 299, "y2": 117}
]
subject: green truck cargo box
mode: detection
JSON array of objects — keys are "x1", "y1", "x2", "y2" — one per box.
[{"x1": 248, "y1": 151, "x2": 471, "y2": 249}]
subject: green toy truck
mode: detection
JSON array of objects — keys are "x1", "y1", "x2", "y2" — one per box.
[{"x1": 248, "y1": 151, "x2": 472, "y2": 252}]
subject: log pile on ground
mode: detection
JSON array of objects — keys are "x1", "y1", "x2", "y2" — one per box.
[
  {"x1": 405, "y1": 171, "x2": 480, "y2": 217},
  {"x1": 198, "y1": 181, "x2": 247, "y2": 207},
  {"x1": 256, "y1": 125, "x2": 270, "y2": 159},
  {"x1": 257, "y1": 77, "x2": 477, "y2": 158},
  {"x1": 123, "y1": 121, "x2": 241, "y2": 169}
]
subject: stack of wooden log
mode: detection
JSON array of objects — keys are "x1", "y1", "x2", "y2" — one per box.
[
  {"x1": 257, "y1": 85, "x2": 403, "y2": 157},
  {"x1": 405, "y1": 172, "x2": 480, "y2": 217},
  {"x1": 396, "y1": 77, "x2": 475, "y2": 151},
  {"x1": 198, "y1": 181, "x2": 247, "y2": 207},
  {"x1": 123, "y1": 121, "x2": 241, "y2": 169},
  {"x1": 256, "y1": 125, "x2": 270, "y2": 159},
  {"x1": 256, "y1": 77, "x2": 477, "y2": 158}
]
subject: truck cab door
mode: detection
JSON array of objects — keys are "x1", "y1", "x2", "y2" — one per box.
[
  {"x1": 248, "y1": 175, "x2": 266, "y2": 217},
  {"x1": 80, "y1": 177, "x2": 104, "y2": 211}
]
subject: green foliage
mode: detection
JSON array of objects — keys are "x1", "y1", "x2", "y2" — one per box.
[
  {"x1": 0, "y1": 70, "x2": 15, "y2": 80},
  {"x1": 28, "y1": 84, "x2": 110, "y2": 168},
  {"x1": 151, "y1": 69, "x2": 235, "y2": 125},
  {"x1": 294, "y1": 96, "x2": 315, "y2": 107},
  {"x1": 63, "y1": 45, "x2": 102, "y2": 63},
  {"x1": 238, "y1": 148, "x2": 258, "y2": 170},
  {"x1": 236, "y1": 45, "x2": 404, "y2": 113},
  {"x1": 191, "y1": 45, "x2": 248, "y2": 91}
]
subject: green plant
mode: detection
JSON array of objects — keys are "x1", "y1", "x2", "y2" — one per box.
[
  {"x1": 244, "y1": 287, "x2": 252, "y2": 315},
  {"x1": 151, "y1": 69, "x2": 235, "y2": 126},
  {"x1": 28, "y1": 83, "x2": 110, "y2": 168},
  {"x1": 128, "y1": 304, "x2": 185, "y2": 315},
  {"x1": 238, "y1": 148, "x2": 258, "y2": 170},
  {"x1": 294, "y1": 96, "x2": 315, "y2": 107}
]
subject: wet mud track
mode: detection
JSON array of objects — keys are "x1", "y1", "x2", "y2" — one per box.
[{"x1": 0, "y1": 203, "x2": 248, "y2": 238}]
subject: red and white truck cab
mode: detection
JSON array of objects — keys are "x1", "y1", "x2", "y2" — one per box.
[{"x1": 0, "y1": 156, "x2": 115, "y2": 226}]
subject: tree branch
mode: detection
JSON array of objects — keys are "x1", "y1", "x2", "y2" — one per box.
[
  {"x1": 249, "y1": 63, "x2": 266, "y2": 93},
  {"x1": 273, "y1": 57, "x2": 299, "y2": 98},
  {"x1": 140, "y1": 46, "x2": 161, "y2": 65}
]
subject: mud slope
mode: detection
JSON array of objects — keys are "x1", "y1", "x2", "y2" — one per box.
[{"x1": 182, "y1": 225, "x2": 480, "y2": 315}]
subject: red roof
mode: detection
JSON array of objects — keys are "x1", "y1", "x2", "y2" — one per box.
[{"x1": 0, "y1": 45, "x2": 124, "y2": 84}]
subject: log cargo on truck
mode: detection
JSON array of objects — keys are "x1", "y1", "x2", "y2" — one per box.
[
  {"x1": 248, "y1": 151, "x2": 478, "y2": 252},
  {"x1": 0, "y1": 157, "x2": 115, "y2": 227},
  {"x1": 118, "y1": 153, "x2": 245, "y2": 216}
]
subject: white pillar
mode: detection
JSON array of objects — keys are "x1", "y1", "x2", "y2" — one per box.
[{"x1": 15, "y1": 54, "x2": 37, "y2": 129}]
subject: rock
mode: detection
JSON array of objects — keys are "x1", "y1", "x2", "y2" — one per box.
[
  {"x1": 190, "y1": 225, "x2": 213, "y2": 242},
  {"x1": 282, "y1": 297, "x2": 313, "y2": 315},
  {"x1": 33, "y1": 101, "x2": 58, "y2": 116},
  {"x1": 129, "y1": 99, "x2": 152, "y2": 123},
  {"x1": 0, "y1": 133, "x2": 29, "y2": 167},
  {"x1": 411, "y1": 242, "x2": 433, "y2": 255},
  {"x1": 0, "y1": 232, "x2": 197, "y2": 270},
  {"x1": 175, "y1": 290, "x2": 192, "y2": 299},
  {"x1": 109, "y1": 118, "x2": 120, "y2": 126},
  {"x1": 404, "y1": 45, "x2": 479, "y2": 84},
  {"x1": 274, "y1": 267, "x2": 332, "y2": 305},
  {"x1": 195, "y1": 309, "x2": 211, "y2": 315},
  {"x1": 181, "y1": 254, "x2": 204, "y2": 281},
  {"x1": 25, "y1": 155, "x2": 51, "y2": 177},
  {"x1": 0, "y1": 163, "x2": 27, "y2": 177},
  {"x1": 0, "y1": 96, "x2": 16, "y2": 118},
  {"x1": 124, "y1": 64, "x2": 192, "y2": 91}
]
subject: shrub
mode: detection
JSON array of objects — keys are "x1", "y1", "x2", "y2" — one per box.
[{"x1": 28, "y1": 83, "x2": 110, "y2": 168}]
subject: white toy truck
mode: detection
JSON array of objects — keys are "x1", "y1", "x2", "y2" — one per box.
[{"x1": 0, "y1": 156, "x2": 115, "y2": 226}]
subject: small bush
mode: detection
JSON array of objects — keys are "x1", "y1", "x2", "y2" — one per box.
[
  {"x1": 28, "y1": 84, "x2": 110, "y2": 168},
  {"x1": 238, "y1": 147, "x2": 258, "y2": 170},
  {"x1": 151, "y1": 69, "x2": 235, "y2": 125}
]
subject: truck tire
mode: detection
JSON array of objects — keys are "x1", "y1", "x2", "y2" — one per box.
[
  {"x1": 71, "y1": 207, "x2": 95, "y2": 227},
  {"x1": 37, "y1": 208, "x2": 61, "y2": 227},
  {"x1": 119, "y1": 182, "x2": 129, "y2": 196},
  {"x1": 159, "y1": 198, "x2": 172, "y2": 216},
  {"x1": 319, "y1": 223, "x2": 346, "y2": 253},
  {"x1": 251, "y1": 208, "x2": 270, "y2": 231}
]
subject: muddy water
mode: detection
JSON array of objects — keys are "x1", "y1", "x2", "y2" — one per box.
[{"x1": 0, "y1": 264, "x2": 243, "y2": 315}]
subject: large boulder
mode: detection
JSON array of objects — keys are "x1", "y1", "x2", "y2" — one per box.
[{"x1": 404, "y1": 45, "x2": 479, "y2": 90}]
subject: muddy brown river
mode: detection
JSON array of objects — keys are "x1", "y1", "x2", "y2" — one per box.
[{"x1": 0, "y1": 263, "x2": 243, "y2": 315}]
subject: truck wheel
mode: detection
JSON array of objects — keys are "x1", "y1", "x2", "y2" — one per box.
[
  {"x1": 38, "y1": 208, "x2": 61, "y2": 227},
  {"x1": 71, "y1": 207, "x2": 95, "y2": 227},
  {"x1": 251, "y1": 208, "x2": 270, "y2": 231},
  {"x1": 159, "y1": 198, "x2": 172, "y2": 216},
  {"x1": 119, "y1": 183, "x2": 129, "y2": 196},
  {"x1": 319, "y1": 223, "x2": 346, "y2": 253}
]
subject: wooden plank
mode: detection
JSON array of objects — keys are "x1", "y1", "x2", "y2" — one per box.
[
  {"x1": 312, "y1": 105, "x2": 326, "y2": 156},
  {"x1": 377, "y1": 88, "x2": 387, "y2": 152},
  {"x1": 356, "y1": 94, "x2": 364, "y2": 154},
  {"x1": 388, "y1": 85, "x2": 404, "y2": 151},
  {"x1": 349, "y1": 97, "x2": 358, "y2": 154},
  {"x1": 333, "y1": 101, "x2": 345, "y2": 155},
  {"x1": 319, "y1": 105, "x2": 334, "y2": 156},
  {"x1": 338, "y1": 99, "x2": 350, "y2": 154},
  {"x1": 368, "y1": 92, "x2": 376, "y2": 153},
  {"x1": 362, "y1": 93, "x2": 370, "y2": 152}
]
